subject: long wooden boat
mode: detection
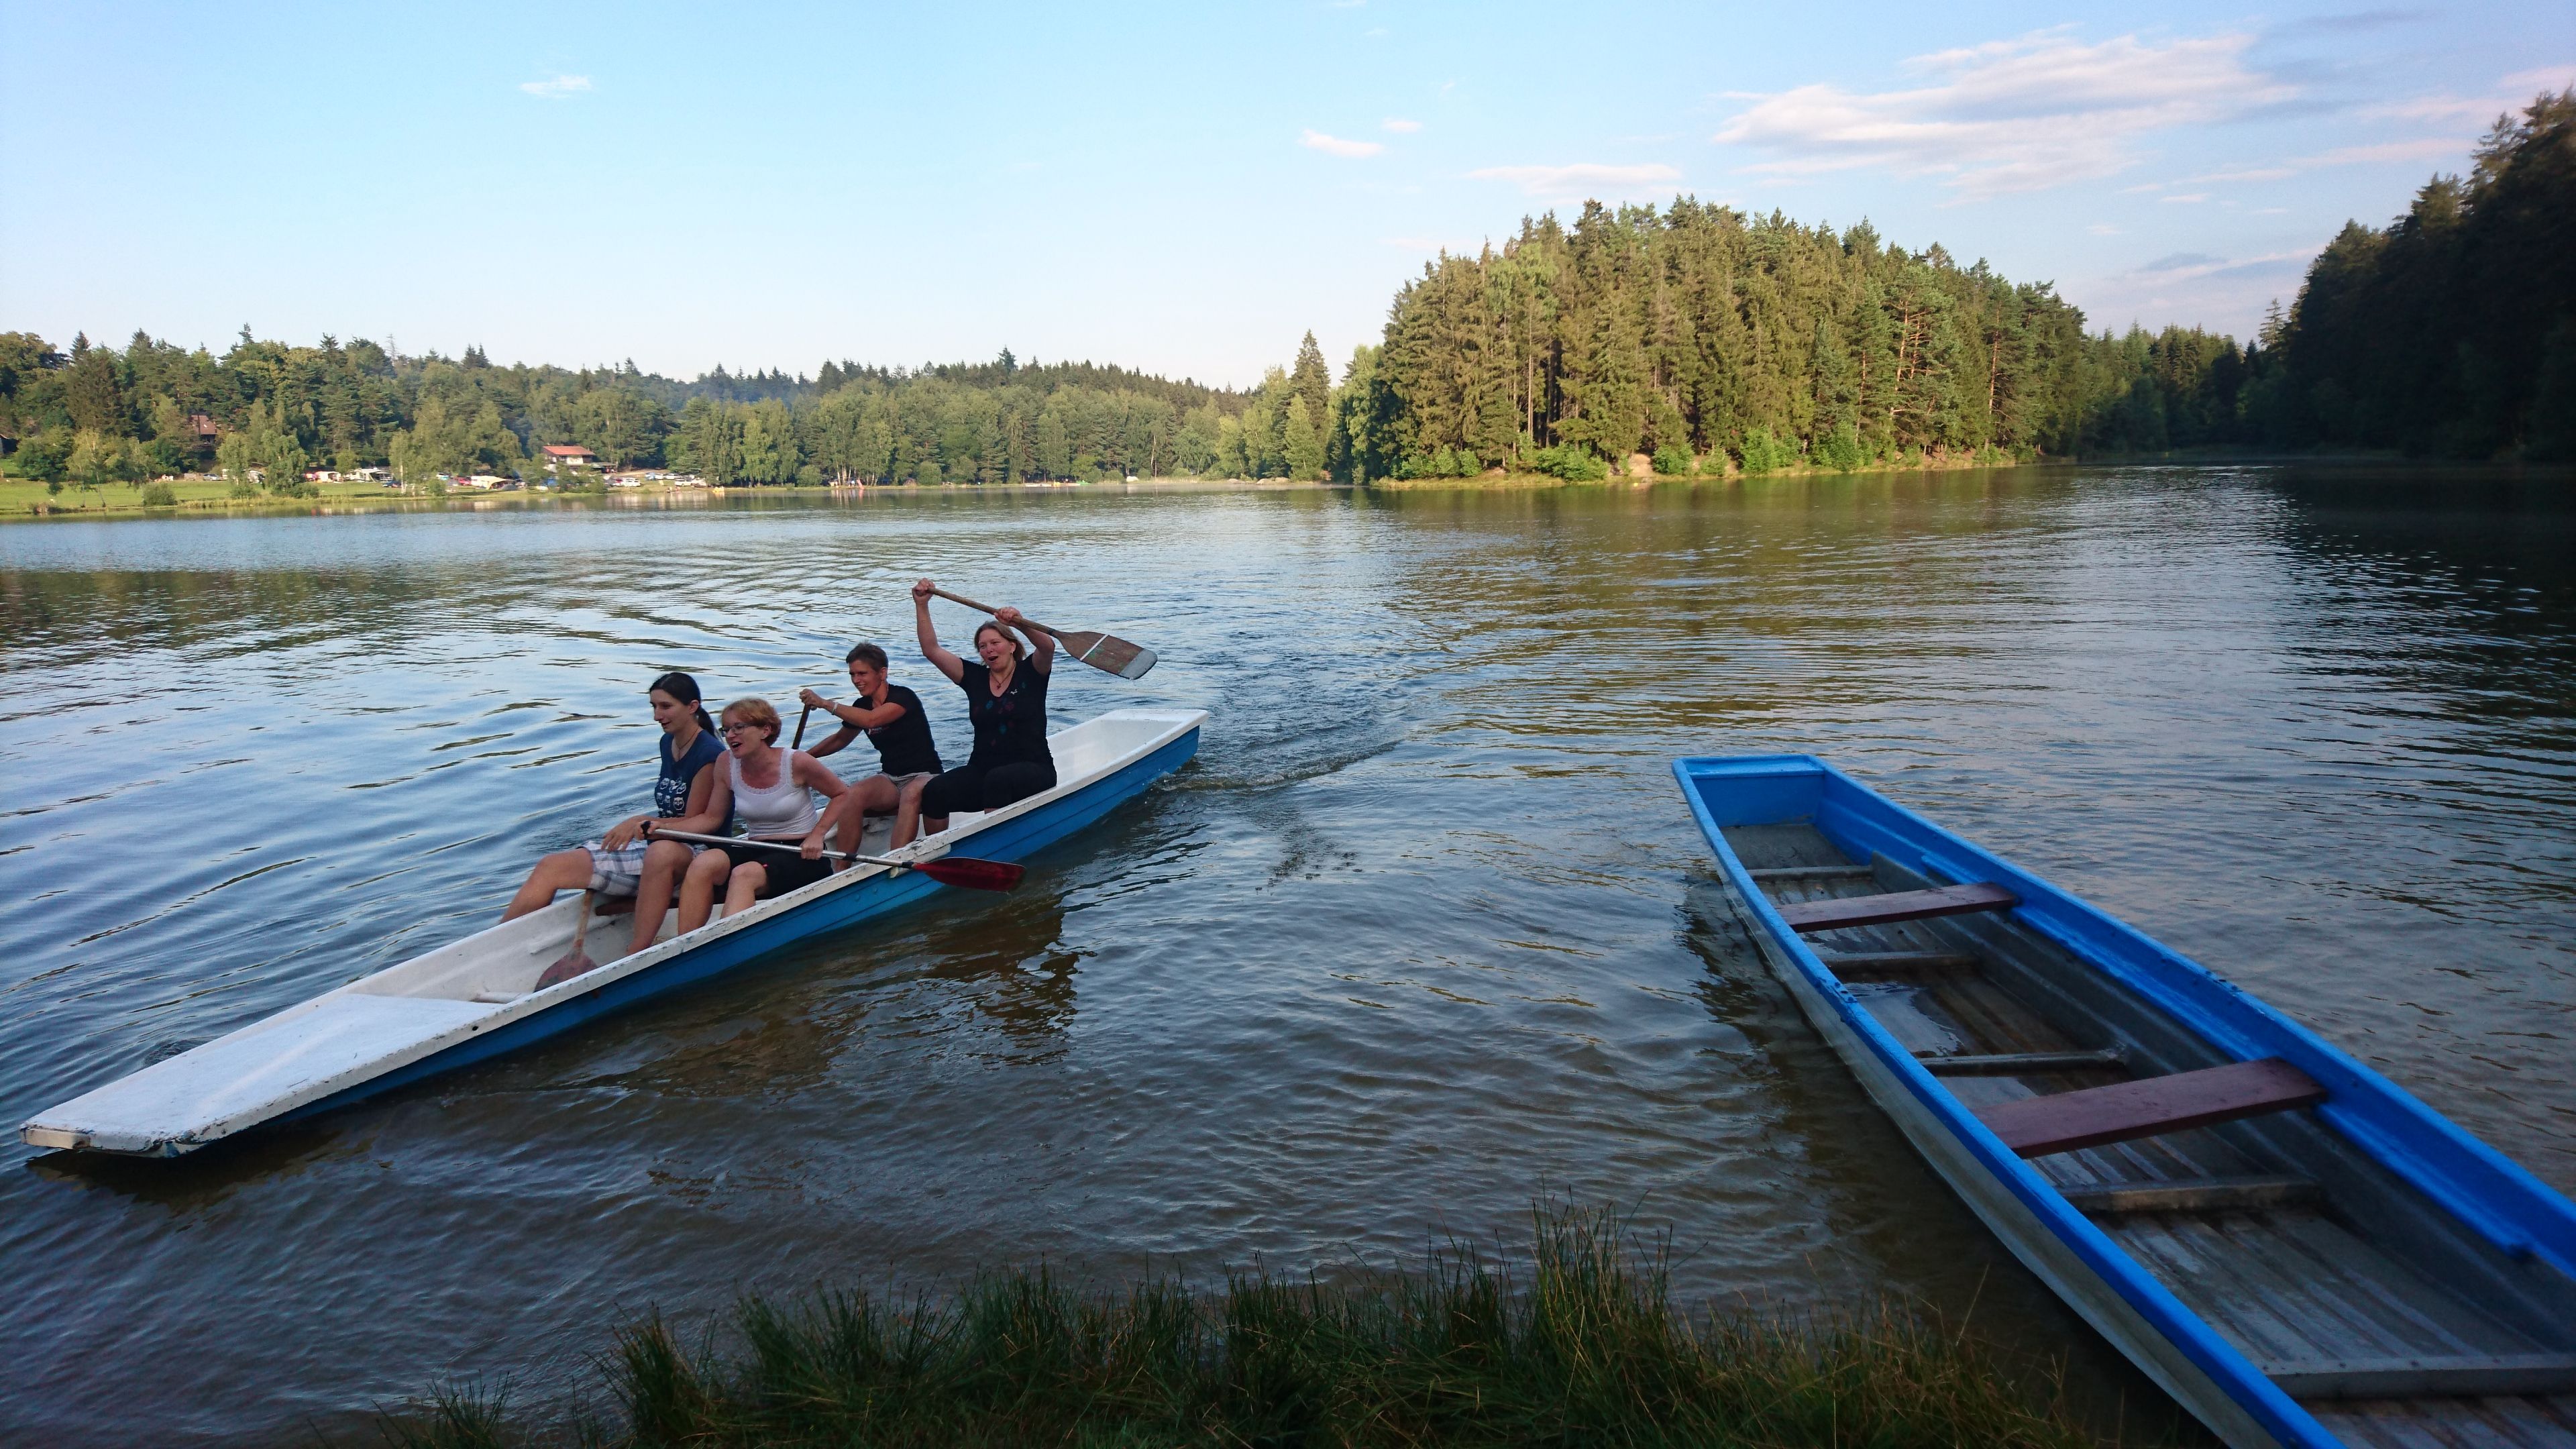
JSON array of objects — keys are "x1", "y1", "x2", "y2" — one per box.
[
  {"x1": 23, "y1": 708, "x2": 1207, "y2": 1158},
  {"x1": 1675, "y1": 753, "x2": 2576, "y2": 1449}
]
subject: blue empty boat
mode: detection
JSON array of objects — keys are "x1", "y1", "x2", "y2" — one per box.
[{"x1": 1676, "y1": 753, "x2": 2576, "y2": 1448}]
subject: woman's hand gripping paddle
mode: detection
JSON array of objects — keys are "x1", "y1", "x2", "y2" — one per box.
[
  {"x1": 643, "y1": 827, "x2": 1026, "y2": 892},
  {"x1": 927, "y1": 587, "x2": 1157, "y2": 680}
]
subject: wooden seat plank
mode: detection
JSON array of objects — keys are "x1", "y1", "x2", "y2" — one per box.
[
  {"x1": 1919, "y1": 1048, "x2": 2126, "y2": 1076},
  {"x1": 2061, "y1": 1174, "x2": 2320, "y2": 1216},
  {"x1": 2257, "y1": 1352, "x2": 2576, "y2": 1400},
  {"x1": 1817, "y1": 951, "x2": 1982, "y2": 975},
  {"x1": 1748, "y1": 865, "x2": 1874, "y2": 882},
  {"x1": 1974, "y1": 1057, "x2": 2327, "y2": 1158},
  {"x1": 1776, "y1": 881, "x2": 2018, "y2": 933}
]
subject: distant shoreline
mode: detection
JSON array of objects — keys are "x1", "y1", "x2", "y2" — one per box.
[{"x1": 1, "y1": 450, "x2": 2508, "y2": 525}]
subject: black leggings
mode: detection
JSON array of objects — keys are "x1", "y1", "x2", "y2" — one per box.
[{"x1": 919, "y1": 760, "x2": 1057, "y2": 818}]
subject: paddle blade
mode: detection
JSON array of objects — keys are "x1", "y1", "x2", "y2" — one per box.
[
  {"x1": 914, "y1": 856, "x2": 1025, "y2": 892},
  {"x1": 534, "y1": 950, "x2": 599, "y2": 989},
  {"x1": 1059, "y1": 629, "x2": 1157, "y2": 680}
]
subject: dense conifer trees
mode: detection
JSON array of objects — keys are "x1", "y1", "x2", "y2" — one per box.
[{"x1": 5, "y1": 93, "x2": 2564, "y2": 488}]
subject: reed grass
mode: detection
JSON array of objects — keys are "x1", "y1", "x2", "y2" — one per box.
[{"x1": 380, "y1": 1206, "x2": 2108, "y2": 1448}]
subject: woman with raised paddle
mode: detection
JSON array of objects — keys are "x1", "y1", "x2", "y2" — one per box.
[
  {"x1": 799, "y1": 641, "x2": 943, "y2": 851},
  {"x1": 911, "y1": 578, "x2": 1056, "y2": 834},
  {"x1": 503, "y1": 671, "x2": 728, "y2": 982},
  {"x1": 663, "y1": 697, "x2": 849, "y2": 932}
]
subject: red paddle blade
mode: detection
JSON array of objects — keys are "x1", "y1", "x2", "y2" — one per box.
[{"x1": 913, "y1": 856, "x2": 1025, "y2": 892}]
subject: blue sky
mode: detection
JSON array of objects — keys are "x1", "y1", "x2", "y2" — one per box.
[{"x1": 4, "y1": 1, "x2": 2567, "y2": 386}]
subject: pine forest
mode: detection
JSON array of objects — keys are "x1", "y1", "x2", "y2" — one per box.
[{"x1": 3, "y1": 91, "x2": 2567, "y2": 498}]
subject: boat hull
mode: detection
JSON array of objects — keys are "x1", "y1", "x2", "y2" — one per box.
[
  {"x1": 1675, "y1": 753, "x2": 2576, "y2": 1449},
  {"x1": 24, "y1": 710, "x2": 1203, "y2": 1156},
  {"x1": 278, "y1": 720, "x2": 1201, "y2": 1128}
]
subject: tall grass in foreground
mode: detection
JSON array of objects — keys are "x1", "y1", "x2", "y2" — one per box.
[{"x1": 382, "y1": 1207, "x2": 2113, "y2": 1448}]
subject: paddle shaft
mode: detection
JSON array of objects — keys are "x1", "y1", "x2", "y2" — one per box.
[
  {"x1": 928, "y1": 587, "x2": 1067, "y2": 643},
  {"x1": 790, "y1": 701, "x2": 814, "y2": 750},
  {"x1": 644, "y1": 826, "x2": 965, "y2": 875}
]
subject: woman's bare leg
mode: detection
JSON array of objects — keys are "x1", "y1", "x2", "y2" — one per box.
[
  {"x1": 725, "y1": 861, "x2": 767, "y2": 916},
  {"x1": 502, "y1": 848, "x2": 594, "y2": 921},
  {"x1": 626, "y1": 839, "x2": 694, "y2": 954},
  {"x1": 676, "y1": 850, "x2": 735, "y2": 935},
  {"x1": 824, "y1": 777, "x2": 900, "y2": 865},
  {"x1": 893, "y1": 777, "x2": 932, "y2": 847}
]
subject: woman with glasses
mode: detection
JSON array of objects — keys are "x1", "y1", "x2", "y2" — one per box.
[
  {"x1": 661, "y1": 696, "x2": 849, "y2": 934},
  {"x1": 502, "y1": 670, "x2": 728, "y2": 975}
]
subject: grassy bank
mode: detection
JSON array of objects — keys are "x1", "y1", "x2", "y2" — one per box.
[
  {"x1": 378, "y1": 1208, "x2": 2113, "y2": 1448},
  {"x1": 1, "y1": 474, "x2": 421, "y2": 518}
]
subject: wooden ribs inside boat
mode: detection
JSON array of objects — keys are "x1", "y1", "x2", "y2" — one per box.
[{"x1": 1711, "y1": 821, "x2": 2576, "y2": 1442}]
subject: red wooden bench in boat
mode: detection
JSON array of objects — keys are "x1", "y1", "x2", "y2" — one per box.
[
  {"x1": 1975, "y1": 1057, "x2": 2328, "y2": 1158},
  {"x1": 1776, "y1": 881, "x2": 2018, "y2": 932}
]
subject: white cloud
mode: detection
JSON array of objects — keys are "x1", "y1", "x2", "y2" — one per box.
[
  {"x1": 1383, "y1": 117, "x2": 1421, "y2": 132},
  {"x1": 2159, "y1": 192, "x2": 2210, "y2": 203},
  {"x1": 2181, "y1": 166, "x2": 2294, "y2": 183},
  {"x1": 2088, "y1": 223, "x2": 2120, "y2": 234},
  {"x1": 1467, "y1": 162, "x2": 1681, "y2": 199},
  {"x1": 1301, "y1": 129, "x2": 1383, "y2": 158},
  {"x1": 519, "y1": 74, "x2": 592, "y2": 99},
  {"x1": 2296, "y1": 139, "x2": 2465, "y2": 165},
  {"x1": 2500, "y1": 64, "x2": 2576, "y2": 91},
  {"x1": 1710, "y1": 29, "x2": 2294, "y2": 201}
]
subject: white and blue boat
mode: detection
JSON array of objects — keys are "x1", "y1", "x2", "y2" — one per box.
[
  {"x1": 1677, "y1": 753, "x2": 2576, "y2": 1449},
  {"x1": 23, "y1": 708, "x2": 1205, "y2": 1158}
]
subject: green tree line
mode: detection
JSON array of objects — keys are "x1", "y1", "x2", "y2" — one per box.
[
  {"x1": 2266, "y1": 89, "x2": 2574, "y2": 458},
  {"x1": 7, "y1": 91, "x2": 2564, "y2": 492}
]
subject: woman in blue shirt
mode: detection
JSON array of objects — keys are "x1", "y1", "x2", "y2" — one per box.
[{"x1": 500, "y1": 671, "x2": 727, "y2": 963}]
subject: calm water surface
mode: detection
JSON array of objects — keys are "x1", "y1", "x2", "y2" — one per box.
[{"x1": 3, "y1": 468, "x2": 2571, "y2": 1444}]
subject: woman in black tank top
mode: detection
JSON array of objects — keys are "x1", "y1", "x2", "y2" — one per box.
[{"x1": 910, "y1": 577, "x2": 1059, "y2": 830}]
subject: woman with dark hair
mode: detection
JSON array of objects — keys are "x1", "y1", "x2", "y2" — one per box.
[
  {"x1": 802, "y1": 640, "x2": 943, "y2": 849},
  {"x1": 910, "y1": 577, "x2": 1057, "y2": 835},
  {"x1": 665, "y1": 696, "x2": 849, "y2": 932},
  {"x1": 501, "y1": 670, "x2": 727, "y2": 969}
]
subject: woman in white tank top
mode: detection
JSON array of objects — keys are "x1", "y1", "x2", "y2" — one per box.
[{"x1": 664, "y1": 696, "x2": 848, "y2": 934}]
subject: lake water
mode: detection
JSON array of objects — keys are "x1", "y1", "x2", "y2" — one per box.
[{"x1": 3, "y1": 469, "x2": 2571, "y2": 1444}]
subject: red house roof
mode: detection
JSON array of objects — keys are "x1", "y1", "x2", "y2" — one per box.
[{"x1": 541, "y1": 444, "x2": 595, "y2": 459}]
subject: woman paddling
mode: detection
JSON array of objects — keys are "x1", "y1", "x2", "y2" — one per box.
[
  {"x1": 500, "y1": 671, "x2": 726, "y2": 967},
  {"x1": 800, "y1": 641, "x2": 943, "y2": 851},
  {"x1": 665, "y1": 697, "x2": 849, "y2": 932},
  {"x1": 912, "y1": 576, "x2": 1055, "y2": 835}
]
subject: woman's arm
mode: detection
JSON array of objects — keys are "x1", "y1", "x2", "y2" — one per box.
[
  {"x1": 914, "y1": 578, "x2": 967, "y2": 683},
  {"x1": 651, "y1": 767, "x2": 733, "y2": 839},
  {"x1": 604, "y1": 758, "x2": 716, "y2": 849},
  {"x1": 794, "y1": 753, "x2": 849, "y2": 800},
  {"x1": 794, "y1": 755, "x2": 849, "y2": 857},
  {"x1": 996, "y1": 606, "x2": 1055, "y2": 675}
]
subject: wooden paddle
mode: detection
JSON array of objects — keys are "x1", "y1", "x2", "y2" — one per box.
[
  {"x1": 533, "y1": 891, "x2": 599, "y2": 989},
  {"x1": 790, "y1": 700, "x2": 814, "y2": 749},
  {"x1": 929, "y1": 587, "x2": 1157, "y2": 680},
  {"x1": 643, "y1": 826, "x2": 1025, "y2": 892}
]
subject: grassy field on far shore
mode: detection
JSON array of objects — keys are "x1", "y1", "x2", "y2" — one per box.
[
  {"x1": 1, "y1": 474, "x2": 427, "y2": 519},
  {"x1": 374, "y1": 1207, "x2": 2139, "y2": 1449}
]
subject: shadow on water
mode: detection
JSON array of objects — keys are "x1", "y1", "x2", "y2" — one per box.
[{"x1": 22, "y1": 1122, "x2": 350, "y2": 1214}]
